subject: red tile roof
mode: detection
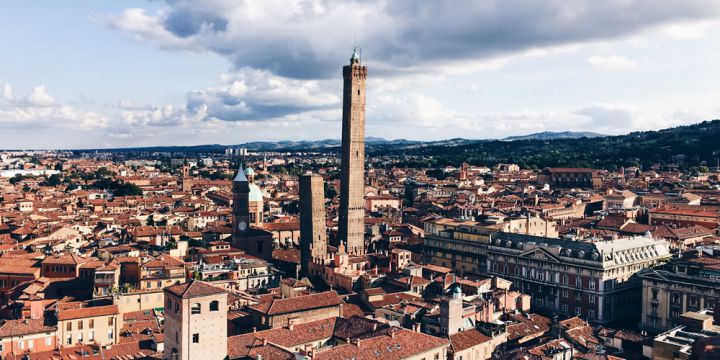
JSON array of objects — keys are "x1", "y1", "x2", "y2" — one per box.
[
  {"x1": 249, "y1": 291, "x2": 342, "y2": 315},
  {"x1": 164, "y1": 280, "x2": 226, "y2": 299},
  {"x1": 57, "y1": 304, "x2": 118, "y2": 321},
  {"x1": 449, "y1": 328, "x2": 492, "y2": 353},
  {"x1": 313, "y1": 328, "x2": 449, "y2": 360},
  {"x1": 0, "y1": 318, "x2": 56, "y2": 337}
]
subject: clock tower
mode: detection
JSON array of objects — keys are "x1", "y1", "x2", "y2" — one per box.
[{"x1": 232, "y1": 164, "x2": 250, "y2": 243}]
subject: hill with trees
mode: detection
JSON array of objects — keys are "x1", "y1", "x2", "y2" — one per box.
[{"x1": 367, "y1": 120, "x2": 720, "y2": 171}]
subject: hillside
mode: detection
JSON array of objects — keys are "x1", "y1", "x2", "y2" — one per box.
[
  {"x1": 368, "y1": 120, "x2": 720, "y2": 170},
  {"x1": 503, "y1": 131, "x2": 607, "y2": 141}
]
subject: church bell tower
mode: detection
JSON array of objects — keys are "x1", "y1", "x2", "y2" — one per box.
[{"x1": 232, "y1": 164, "x2": 250, "y2": 246}]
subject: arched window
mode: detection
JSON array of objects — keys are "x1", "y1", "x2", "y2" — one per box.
[
  {"x1": 210, "y1": 300, "x2": 219, "y2": 312},
  {"x1": 191, "y1": 303, "x2": 201, "y2": 314}
]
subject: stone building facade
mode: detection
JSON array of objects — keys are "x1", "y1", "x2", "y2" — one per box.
[
  {"x1": 164, "y1": 281, "x2": 228, "y2": 360},
  {"x1": 424, "y1": 222, "x2": 671, "y2": 325},
  {"x1": 639, "y1": 250, "x2": 720, "y2": 333}
]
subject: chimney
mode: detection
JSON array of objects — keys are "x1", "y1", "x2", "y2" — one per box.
[
  {"x1": 288, "y1": 322, "x2": 295, "y2": 331},
  {"x1": 261, "y1": 338, "x2": 268, "y2": 346}
]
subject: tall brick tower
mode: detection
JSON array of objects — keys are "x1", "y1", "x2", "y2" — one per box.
[
  {"x1": 231, "y1": 164, "x2": 250, "y2": 248},
  {"x1": 339, "y1": 48, "x2": 367, "y2": 255},
  {"x1": 299, "y1": 174, "x2": 327, "y2": 276},
  {"x1": 181, "y1": 160, "x2": 193, "y2": 192}
]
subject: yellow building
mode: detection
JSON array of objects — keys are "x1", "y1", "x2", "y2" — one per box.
[{"x1": 56, "y1": 304, "x2": 122, "y2": 347}]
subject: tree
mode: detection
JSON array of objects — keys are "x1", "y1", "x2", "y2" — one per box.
[
  {"x1": 9, "y1": 174, "x2": 26, "y2": 184},
  {"x1": 146, "y1": 215, "x2": 155, "y2": 226},
  {"x1": 112, "y1": 182, "x2": 143, "y2": 197},
  {"x1": 43, "y1": 174, "x2": 62, "y2": 187},
  {"x1": 324, "y1": 183, "x2": 337, "y2": 199}
]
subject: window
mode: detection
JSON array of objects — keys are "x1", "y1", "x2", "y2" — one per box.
[
  {"x1": 18, "y1": 341, "x2": 24, "y2": 350},
  {"x1": 192, "y1": 333, "x2": 200, "y2": 343},
  {"x1": 210, "y1": 300, "x2": 219, "y2": 312},
  {"x1": 167, "y1": 299, "x2": 172, "y2": 309},
  {"x1": 78, "y1": 320, "x2": 83, "y2": 330},
  {"x1": 77, "y1": 332, "x2": 83, "y2": 343},
  {"x1": 89, "y1": 319, "x2": 94, "y2": 328},
  {"x1": 589, "y1": 310, "x2": 596, "y2": 319},
  {"x1": 672, "y1": 293, "x2": 681, "y2": 305},
  {"x1": 589, "y1": 295, "x2": 596, "y2": 304},
  {"x1": 191, "y1": 303, "x2": 201, "y2": 314},
  {"x1": 66, "y1": 322, "x2": 72, "y2": 331},
  {"x1": 45, "y1": 337, "x2": 52, "y2": 346},
  {"x1": 157, "y1": 281, "x2": 162, "y2": 288},
  {"x1": 108, "y1": 317, "x2": 114, "y2": 326},
  {"x1": 108, "y1": 330, "x2": 113, "y2": 340},
  {"x1": 175, "y1": 302, "x2": 179, "y2": 314},
  {"x1": 88, "y1": 331, "x2": 94, "y2": 342},
  {"x1": 66, "y1": 335, "x2": 72, "y2": 345}
]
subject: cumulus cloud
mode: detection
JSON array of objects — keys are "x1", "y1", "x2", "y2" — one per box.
[
  {"x1": 100, "y1": 0, "x2": 720, "y2": 79},
  {"x1": 23, "y1": 86, "x2": 56, "y2": 106},
  {"x1": 367, "y1": 92, "x2": 711, "y2": 139},
  {"x1": 573, "y1": 104, "x2": 698, "y2": 133},
  {"x1": 114, "y1": 68, "x2": 339, "y2": 131},
  {"x1": 1, "y1": 82, "x2": 14, "y2": 101},
  {"x1": 663, "y1": 19, "x2": 720, "y2": 39},
  {"x1": 0, "y1": 82, "x2": 107, "y2": 130},
  {"x1": 587, "y1": 54, "x2": 638, "y2": 71}
]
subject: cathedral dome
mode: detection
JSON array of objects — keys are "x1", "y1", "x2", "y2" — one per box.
[
  {"x1": 244, "y1": 167, "x2": 255, "y2": 177},
  {"x1": 248, "y1": 183, "x2": 263, "y2": 202}
]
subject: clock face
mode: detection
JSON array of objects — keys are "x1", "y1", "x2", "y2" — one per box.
[{"x1": 238, "y1": 221, "x2": 247, "y2": 231}]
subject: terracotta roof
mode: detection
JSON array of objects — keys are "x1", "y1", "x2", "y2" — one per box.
[
  {"x1": 0, "y1": 257, "x2": 40, "y2": 276},
  {"x1": 57, "y1": 304, "x2": 118, "y2": 321},
  {"x1": 333, "y1": 316, "x2": 392, "y2": 341},
  {"x1": 164, "y1": 280, "x2": 226, "y2": 299},
  {"x1": 449, "y1": 328, "x2": 492, "y2": 353},
  {"x1": 313, "y1": 328, "x2": 449, "y2": 360},
  {"x1": 250, "y1": 291, "x2": 341, "y2": 315},
  {"x1": 505, "y1": 313, "x2": 551, "y2": 342},
  {"x1": 0, "y1": 318, "x2": 56, "y2": 337},
  {"x1": 256, "y1": 317, "x2": 336, "y2": 347},
  {"x1": 261, "y1": 221, "x2": 300, "y2": 232},
  {"x1": 227, "y1": 333, "x2": 294, "y2": 360}
]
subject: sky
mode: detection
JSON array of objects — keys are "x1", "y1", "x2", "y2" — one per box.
[{"x1": 1, "y1": 1, "x2": 720, "y2": 149}]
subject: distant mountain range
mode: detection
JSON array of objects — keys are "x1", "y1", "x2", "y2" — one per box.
[
  {"x1": 369, "y1": 120, "x2": 720, "y2": 170},
  {"x1": 502, "y1": 131, "x2": 607, "y2": 141},
  {"x1": 64, "y1": 121, "x2": 720, "y2": 171}
]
